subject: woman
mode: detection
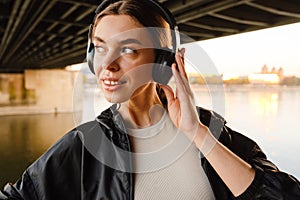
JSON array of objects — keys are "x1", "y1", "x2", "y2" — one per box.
[{"x1": 1, "y1": 0, "x2": 299, "y2": 199}]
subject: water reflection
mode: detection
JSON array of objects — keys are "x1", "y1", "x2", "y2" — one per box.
[
  {"x1": 0, "y1": 85, "x2": 300, "y2": 189},
  {"x1": 223, "y1": 86, "x2": 300, "y2": 179},
  {"x1": 249, "y1": 92, "x2": 279, "y2": 116},
  {"x1": 0, "y1": 113, "x2": 75, "y2": 188}
]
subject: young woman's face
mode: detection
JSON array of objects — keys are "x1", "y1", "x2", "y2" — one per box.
[{"x1": 93, "y1": 14, "x2": 155, "y2": 103}]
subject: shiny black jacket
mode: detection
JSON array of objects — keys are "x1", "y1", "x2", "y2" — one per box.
[{"x1": 1, "y1": 106, "x2": 300, "y2": 200}]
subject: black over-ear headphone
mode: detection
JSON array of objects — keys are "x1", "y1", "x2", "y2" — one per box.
[{"x1": 86, "y1": 0, "x2": 180, "y2": 84}]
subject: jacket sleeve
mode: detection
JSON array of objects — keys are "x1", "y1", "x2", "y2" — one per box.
[
  {"x1": 223, "y1": 125, "x2": 300, "y2": 200},
  {"x1": 197, "y1": 107, "x2": 300, "y2": 200},
  {"x1": 0, "y1": 128, "x2": 84, "y2": 200},
  {"x1": 0, "y1": 170, "x2": 38, "y2": 200}
]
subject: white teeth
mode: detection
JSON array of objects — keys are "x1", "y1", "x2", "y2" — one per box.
[{"x1": 103, "y1": 80, "x2": 121, "y2": 85}]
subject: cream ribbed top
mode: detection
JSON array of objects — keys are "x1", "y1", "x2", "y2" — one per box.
[{"x1": 128, "y1": 112, "x2": 215, "y2": 200}]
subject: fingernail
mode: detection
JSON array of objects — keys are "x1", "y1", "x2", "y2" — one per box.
[
  {"x1": 178, "y1": 49, "x2": 182, "y2": 57},
  {"x1": 181, "y1": 48, "x2": 185, "y2": 55}
]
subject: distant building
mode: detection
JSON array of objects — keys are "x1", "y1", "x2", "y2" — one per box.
[
  {"x1": 248, "y1": 73, "x2": 280, "y2": 84},
  {"x1": 222, "y1": 72, "x2": 240, "y2": 81},
  {"x1": 262, "y1": 64, "x2": 268, "y2": 73},
  {"x1": 248, "y1": 64, "x2": 284, "y2": 84}
]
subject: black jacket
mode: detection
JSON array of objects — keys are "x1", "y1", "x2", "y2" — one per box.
[{"x1": 1, "y1": 106, "x2": 300, "y2": 200}]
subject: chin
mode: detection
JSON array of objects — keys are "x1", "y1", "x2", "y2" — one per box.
[{"x1": 104, "y1": 94, "x2": 129, "y2": 104}]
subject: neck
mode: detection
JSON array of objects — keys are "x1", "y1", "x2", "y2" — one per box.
[{"x1": 119, "y1": 82, "x2": 166, "y2": 128}]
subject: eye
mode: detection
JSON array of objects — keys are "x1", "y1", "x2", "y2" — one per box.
[
  {"x1": 95, "y1": 46, "x2": 106, "y2": 54},
  {"x1": 121, "y1": 47, "x2": 136, "y2": 55}
]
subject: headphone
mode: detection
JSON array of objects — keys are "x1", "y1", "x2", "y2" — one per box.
[{"x1": 86, "y1": 0, "x2": 180, "y2": 84}]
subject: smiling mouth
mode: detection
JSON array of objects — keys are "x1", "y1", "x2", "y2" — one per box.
[
  {"x1": 103, "y1": 80, "x2": 126, "y2": 86},
  {"x1": 101, "y1": 79, "x2": 127, "y2": 91}
]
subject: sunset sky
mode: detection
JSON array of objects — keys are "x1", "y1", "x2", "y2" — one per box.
[
  {"x1": 72, "y1": 22, "x2": 300, "y2": 78},
  {"x1": 195, "y1": 22, "x2": 300, "y2": 77}
]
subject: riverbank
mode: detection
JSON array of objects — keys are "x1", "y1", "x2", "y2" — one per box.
[
  {"x1": 191, "y1": 84, "x2": 300, "y2": 92},
  {"x1": 1, "y1": 84, "x2": 299, "y2": 116},
  {"x1": 0, "y1": 105, "x2": 75, "y2": 116}
]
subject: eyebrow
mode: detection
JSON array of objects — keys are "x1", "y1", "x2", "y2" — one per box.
[
  {"x1": 93, "y1": 36, "x2": 105, "y2": 43},
  {"x1": 120, "y1": 38, "x2": 142, "y2": 45},
  {"x1": 93, "y1": 36, "x2": 143, "y2": 45}
]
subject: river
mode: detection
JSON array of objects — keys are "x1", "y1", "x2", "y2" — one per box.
[{"x1": 0, "y1": 84, "x2": 299, "y2": 188}]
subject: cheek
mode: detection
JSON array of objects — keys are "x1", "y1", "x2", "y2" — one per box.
[
  {"x1": 100, "y1": 65, "x2": 154, "y2": 103},
  {"x1": 126, "y1": 63, "x2": 153, "y2": 82},
  {"x1": 120, "y1": 63, "x2": 153, "y2": 95}
]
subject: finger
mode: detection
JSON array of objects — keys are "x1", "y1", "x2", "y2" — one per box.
[
  {"x1": 174, "y1": 53, "x2": 193, "y2": 98},
  {"x1": 172, "y1": 63, "x2": 188, "y2": 99},
  {"x1": 181, "y1": 47, "x2": 185, "y2": 57},
  {"x1": 179, "y1": 47, "x2": 185, "y2": 65},
  {"x1": 178, "y1": 48, "x2": 185, "y2": 66},
  {"x1": 160, "y1": 84, "x2": 176, "y2": 102},
  {"x1": 175, "y1": 51, "x2": 193, "y2": 99},
  {"x1": 176, "y1": 51, "x2": 188, "y2": 80},
  {"x1": 175, "y1": 54, "x2": 189, "y2": 88},
  {"x1": 160, "y1": 84, "x2": 179, "y2": 110}
]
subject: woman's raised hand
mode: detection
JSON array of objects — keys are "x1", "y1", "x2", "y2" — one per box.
[{"x1": 161, "y1": 48, "x2": 207, "y2": 140}]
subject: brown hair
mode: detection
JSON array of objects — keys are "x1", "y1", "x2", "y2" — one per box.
[{"x1": 92, "y1": 0, "x2": 171, "y2": 49}]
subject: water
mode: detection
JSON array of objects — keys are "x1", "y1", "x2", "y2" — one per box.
[
  {"x1": 0, "y1": 113, "x2": 76, "y2": 188},
  {"x1": 223, "y1": 85, "x2": 300, "y2": 178},
  {"x1": 0, "y1": 85, "x2": 299, "y2": 188}
]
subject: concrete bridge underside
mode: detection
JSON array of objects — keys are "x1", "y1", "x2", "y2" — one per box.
[{"x1": 0, "y1": 0, "x2": 300, "y2": 72}]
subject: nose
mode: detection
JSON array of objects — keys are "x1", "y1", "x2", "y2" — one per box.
[
  {"x1": 103, "y1": 59, "x2": 120, "y2": 72},
  {"x1": 95, "y1": 51, "x2": 120, "y2": 74}
]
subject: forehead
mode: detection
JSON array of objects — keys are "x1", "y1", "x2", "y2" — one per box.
[{"x1": 94, "y1": 15, "x2": 153, "y2": 46}]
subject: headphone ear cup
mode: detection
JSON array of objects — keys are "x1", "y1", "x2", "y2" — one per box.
[
  {"x1": 153, "y1": 50, "x2": 174, "y2": 85},
  {"x1": 87, "y1": 42, "x2": 95, "y2": 74}
]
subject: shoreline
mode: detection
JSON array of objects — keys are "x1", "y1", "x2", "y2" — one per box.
[
  {"x1": 1, "y1": 84, "x2": 299, "y2": 116},
  {"x1": 0, "y1": 105, "x2": 76, "y2": 116},
  {"x1": 191, "y1": 84, "x2": 300, "y2": 92}
]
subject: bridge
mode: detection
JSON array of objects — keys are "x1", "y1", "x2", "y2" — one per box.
[{"x1": 1, "y1": 0, "x2": 300, "y2": 72}]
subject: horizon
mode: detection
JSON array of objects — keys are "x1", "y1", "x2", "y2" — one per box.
[
  {"x1": 68, "y1": 22, "x2": 300, "y2": 78},
  {"x1": 191, "y1": 22, "x2": 300, "y2": 77}
]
